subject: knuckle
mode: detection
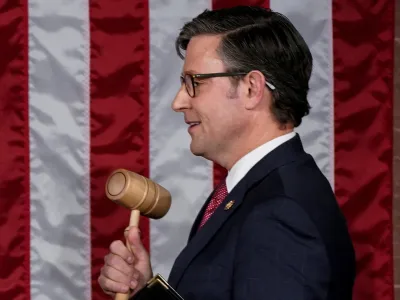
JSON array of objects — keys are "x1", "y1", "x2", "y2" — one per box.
[
  {"x1": 104, "y1": 254, "x2": 117, "y2": 267},
  {"x1": 102, "y1": 266, "x2": 110, "y2": 278},
  {"x1": 109, "y1": 240, "x2": 122, "y2": 253},
  {"x1": 98, "y1": 275, "x2": 106, "y2": 288},
  {"x1": 104, "y1": 256, "x2": 111, "y2": 266},
  {"x1": 98, "y1": 275, "x2": 120, "y2": 296},
  {"x1": 102, "y1": 278, "x2": 115, "y2": 291},
  {"x1": 108, "y1": 255, "x2": 120, "y2": 267},
  {"x1": 105, "y1": 266, "x2": 117, "y2": 280},
  {"x1": 104, "y1": 253, "x2": 112, "y2": 264}
]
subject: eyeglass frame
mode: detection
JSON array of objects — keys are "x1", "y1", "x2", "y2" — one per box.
[{"x1": 180, "y1": 71, "x2": 276, "y2": 98}]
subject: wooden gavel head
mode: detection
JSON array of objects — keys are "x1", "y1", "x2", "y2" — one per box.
[{"x1": 105, "y1": 169, "x2": 171, "y2": 219}]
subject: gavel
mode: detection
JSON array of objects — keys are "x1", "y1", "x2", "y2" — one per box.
[{"x1": 105, "y1": 169, "x2": 172, "y2": 300}]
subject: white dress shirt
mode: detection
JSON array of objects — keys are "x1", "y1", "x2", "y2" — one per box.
[{"x1": 225, "y1": 131, "x2": 296, "y2": 193}]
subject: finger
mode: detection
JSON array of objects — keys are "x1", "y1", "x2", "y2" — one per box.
[
  {"x1": 102, "y1": 264, "x2": 132, "y2": 287},
  {"x1": 102, "y1": 266, "x2": 142, "y2": 292},
  {"x1": 125, "y1": 227, "x2": 148, "y2": 262},
  {"x1": 99, "y1": 283, "x2": 115, "y2": 298},
  {"x1": 109, "y1": 240, "x2": 134, "y2": 264},
  {"x1": 98, "y1": 272, "x2": 130, "y2": 295},
  {"x1": 104, "y1": 253, "x2": 134, "y2": 277}
]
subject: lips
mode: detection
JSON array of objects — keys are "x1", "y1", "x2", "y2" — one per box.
[
  {"x1": 188, "y1": 122, "x2": 201, "y2": 127},
  {"x1": 186, "y1": 121, "x2": 201, "y2": 133}
]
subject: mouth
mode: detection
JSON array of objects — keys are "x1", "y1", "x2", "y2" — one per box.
[
  {"x1": 187, "y1": 122, "x2": 201, "y2": 128},
  {"x1": 186, "y1": 121, "x2": 201, "y2": 133}
]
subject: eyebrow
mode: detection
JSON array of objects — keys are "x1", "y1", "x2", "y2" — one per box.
[{"x1": 181, "y1": 69, "x2": 199, "y2": 76}]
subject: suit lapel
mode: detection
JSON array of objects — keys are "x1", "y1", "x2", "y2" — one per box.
[
  {"x1": 168, "y1": 134, "x2": 306, "y2": 288},
  {"x1": 168, "y1": 181, "x2": 249, "y2": 287}
]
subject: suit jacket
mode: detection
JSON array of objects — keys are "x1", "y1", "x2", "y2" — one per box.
[{"x1": 167, "y1": 134, "x2": 356, "y2": 300}]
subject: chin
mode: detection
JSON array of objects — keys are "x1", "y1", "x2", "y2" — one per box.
[
  {"x1": 189, "y1": 143, "x2": 205, "y2": 157},
  {"x1": 189, "y1": 148, "x2": 203, "y2": 157}
]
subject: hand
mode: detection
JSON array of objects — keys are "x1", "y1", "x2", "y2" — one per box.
[{"x1": 98, "y1": 226, "x2": 153, "y2": 298}]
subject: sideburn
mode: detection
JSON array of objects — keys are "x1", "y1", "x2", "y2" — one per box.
[{"x1": 226, "y1": 79, "x2": 240, "y2": 99}]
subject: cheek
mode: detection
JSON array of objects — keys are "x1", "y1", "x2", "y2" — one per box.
[
  {"x1": 196, "y1": 86, "x2": 243, "y2": 133},
  {"x1": 208, "y1": 105, "x2": 242, "y2": 136}
]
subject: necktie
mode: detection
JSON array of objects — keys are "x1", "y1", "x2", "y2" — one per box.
[{"x1": 198, "y1": 181, "x2": 228, "y2": 228}]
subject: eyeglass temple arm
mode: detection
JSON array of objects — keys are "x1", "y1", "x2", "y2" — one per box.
[{"x1": 265, "y1": 81, "x2": 276, "y2": 90}]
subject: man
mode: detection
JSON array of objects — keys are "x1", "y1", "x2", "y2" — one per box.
[{"x1": 98, "y1": 6, "x2": 356, "y2": 300}]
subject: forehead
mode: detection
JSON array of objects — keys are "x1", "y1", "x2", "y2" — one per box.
[{"x1": 183, "y1": 35, "x2": 225, "y2": 73}]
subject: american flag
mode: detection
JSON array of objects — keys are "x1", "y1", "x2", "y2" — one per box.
[{"x1": 0, "y1": 0, "x2": 395, "y2": 299}]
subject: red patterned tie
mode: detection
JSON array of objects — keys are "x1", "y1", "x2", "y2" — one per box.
[{"x1": 198, "y1": 181, "x2": 228, "y2": 228}]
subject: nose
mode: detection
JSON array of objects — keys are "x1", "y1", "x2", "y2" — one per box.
[{"x1": 171, "y1": 87, "x2": 191, "y2": 112}]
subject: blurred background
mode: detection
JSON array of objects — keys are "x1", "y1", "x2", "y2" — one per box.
[{"x1": 0, "y1": 0, "x2": 399, "y2": 299}]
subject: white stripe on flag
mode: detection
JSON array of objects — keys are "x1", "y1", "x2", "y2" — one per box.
[
  {"x1": 28, "y1": 0, "x2": 91, "y2": 299},
  {"x1": 149, "y1": 0, "x2": 213, "y2": 278},
  {"x1": 270, "y1": 0, "x2": 335, "y2": 186}
]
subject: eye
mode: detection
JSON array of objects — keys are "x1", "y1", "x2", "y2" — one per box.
[{"x1": 193, "y1": 81, "x2": 200, "y2": 87}]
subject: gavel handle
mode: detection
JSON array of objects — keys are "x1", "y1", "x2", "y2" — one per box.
[{"x1": 114, "y1": 209, "x2": 140, "y2": 300}]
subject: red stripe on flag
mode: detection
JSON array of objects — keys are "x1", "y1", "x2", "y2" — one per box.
[
  {"x1": 332, "y1": 1, "x2": 395, "y2": 300},
  {"x1": 211, "y1": 1, "x2": 270, "y2": 187},
  {"x1": 0, "y1": 1, "x2": 30, "y2": 299},
  {"x1": 89, "y1": 0, "x2": 150, "y2": 298}
]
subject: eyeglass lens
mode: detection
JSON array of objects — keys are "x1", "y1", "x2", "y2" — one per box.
[{"x1": 184, "y1": 74, "x2": 194, "y2": 97}]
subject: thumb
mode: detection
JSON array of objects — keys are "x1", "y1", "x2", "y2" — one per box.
[{"x1": 125, "y1": 226, "x2": 148, "y2": 261}]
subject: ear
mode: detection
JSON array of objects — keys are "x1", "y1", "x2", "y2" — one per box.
[{"x1": 244, "y1": 70, "x2": 266, "y2": 110}]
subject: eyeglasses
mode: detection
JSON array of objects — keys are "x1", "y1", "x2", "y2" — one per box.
[{"x1": 180, "y1": 72, "x2": 276, "y2": 97}]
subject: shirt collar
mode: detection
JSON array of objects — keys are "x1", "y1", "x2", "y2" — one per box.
[{"x1": 225, "y1": 132, "x2": 296, "y2": 193}]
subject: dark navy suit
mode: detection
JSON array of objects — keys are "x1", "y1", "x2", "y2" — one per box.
[{"x1": 168, "y1": 134, "x2": 356, "y2": 300}]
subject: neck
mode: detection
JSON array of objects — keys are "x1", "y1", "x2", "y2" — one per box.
[{"x1": 216, "y1": 125, "x2": 293, "y2": 171}]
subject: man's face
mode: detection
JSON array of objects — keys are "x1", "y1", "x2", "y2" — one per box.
[{"x1": 171, "y1": 35, "x2": 248, "y2": 161}]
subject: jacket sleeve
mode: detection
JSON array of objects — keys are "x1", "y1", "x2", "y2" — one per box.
[{"x1": 233, "y1": 197, "x2": 330, "y2": 300}]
